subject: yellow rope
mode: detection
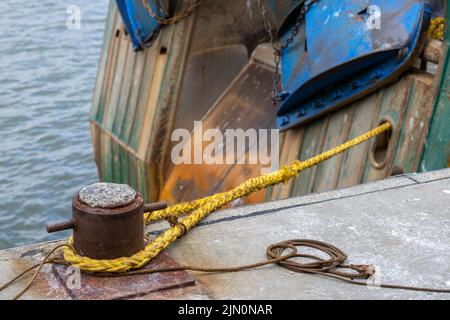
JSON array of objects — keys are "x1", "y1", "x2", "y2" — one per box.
[
  {"x1": 62, "y1": 122, "x2": 392, "y2": 273},
  {"x1": 428, "y1": 17, "x2": 445, "y2": 41}
]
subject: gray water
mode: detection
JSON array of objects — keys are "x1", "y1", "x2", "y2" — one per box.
[{"x1": 0, "y1": 0, "x2": 109, "y2": 249}]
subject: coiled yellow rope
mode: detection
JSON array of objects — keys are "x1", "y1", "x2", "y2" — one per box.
[
  {"x1": 61, "y1": 122, "x2": 392, "y2": 273},
  {"x1": 429, "y1": 17, "x2": 445, "y2": 41}
]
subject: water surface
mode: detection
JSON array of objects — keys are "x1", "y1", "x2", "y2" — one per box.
[{"x1": 0, "y1": 0, "x2": 109, "y2": 249}]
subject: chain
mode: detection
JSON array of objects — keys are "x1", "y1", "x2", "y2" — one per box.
[
  {"x1": 257, "y1": 0, "x2": 280, "y2": 103},
  {"x1": 257, "y1": 0, "x2": 316, "y2": 104},
  {"x1": 142, "y1": 0, "x2": 202, "y2": 25}
]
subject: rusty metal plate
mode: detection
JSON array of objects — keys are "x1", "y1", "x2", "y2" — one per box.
[
  {"x1": 161, "y1": 49, "x2": 277, "y2": 205},
  {"x1": 52, "y1": 253, "x2": 196, "y2": 300}
]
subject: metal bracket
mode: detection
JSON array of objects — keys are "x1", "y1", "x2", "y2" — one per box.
[{"x1": 276, "y1": 0, "x2": 431, "y2": 131}]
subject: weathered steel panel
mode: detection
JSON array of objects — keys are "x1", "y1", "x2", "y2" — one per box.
[
  {"x1": 171, "y1": 45, "x2": 248, "y2": 134},
  {"x1": 312, "y1": 107, "x2": 353, "y2": 193},
  {"x1": 90, "y1": 1, "x2": 118, "y2": 124},
  {"x1": 336, "y1": 93, "x2": 382, "y2": 189},
  {"x1": 268, "y1": 129, "x2": 303, "y2": 201},
  {"x1": 420, "y1": 4, "x2": 450, "y2": 171},
  {"x1": 94, "y1": 8, "x2": 121, "y2": 125},
  {"x1": 129, "y1": 44, "x2": 160, "y2": 151},
  {"x1": 161, "y1": 53, "x2": 276, "y2": 205},
  {"x1": 290, "y1": 119, "x2": 325, "y2": 196},
  {"x1": 393, "y1": 74, "x2": 435, "y2": 173},
  {"x1": 90, "y1": 0, "x2": 193, "y2": 201}
]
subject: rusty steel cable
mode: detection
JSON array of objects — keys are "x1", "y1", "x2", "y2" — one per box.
[{"x1": 89, "y1": 239, "x2": 450, "y2": 294}]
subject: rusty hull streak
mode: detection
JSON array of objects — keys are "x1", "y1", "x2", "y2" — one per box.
[{"x1": 146, "y1": 20, "x2": 196, "y2": 201}]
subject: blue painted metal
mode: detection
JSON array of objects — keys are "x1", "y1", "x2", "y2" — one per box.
[
  {"x1": 116, "y1": 0, "x2": 169, "y2": 51},
  {"x1": 276, "y1": 0, "x2": 431, "y2": 131}
]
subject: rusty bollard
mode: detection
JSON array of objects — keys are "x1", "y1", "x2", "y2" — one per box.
[{"x1": 46, "y1": 183, "x2": 167, "y2": 260}]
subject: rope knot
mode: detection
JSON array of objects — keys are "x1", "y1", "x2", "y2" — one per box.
[
  {"x1": 349, "y1": 264, "x2": 376, "y2": 277},
  {"x1": 165, "y1": 215, "x2": 187, "y2": 237},
  {"x1": 276, "y1": 165, "x2": 297, "y2": 183}
]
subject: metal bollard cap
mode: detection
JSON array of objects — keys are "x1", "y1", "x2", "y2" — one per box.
[{"x1": 78, "y1": 182, "x2": 137, "y2": 209}]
